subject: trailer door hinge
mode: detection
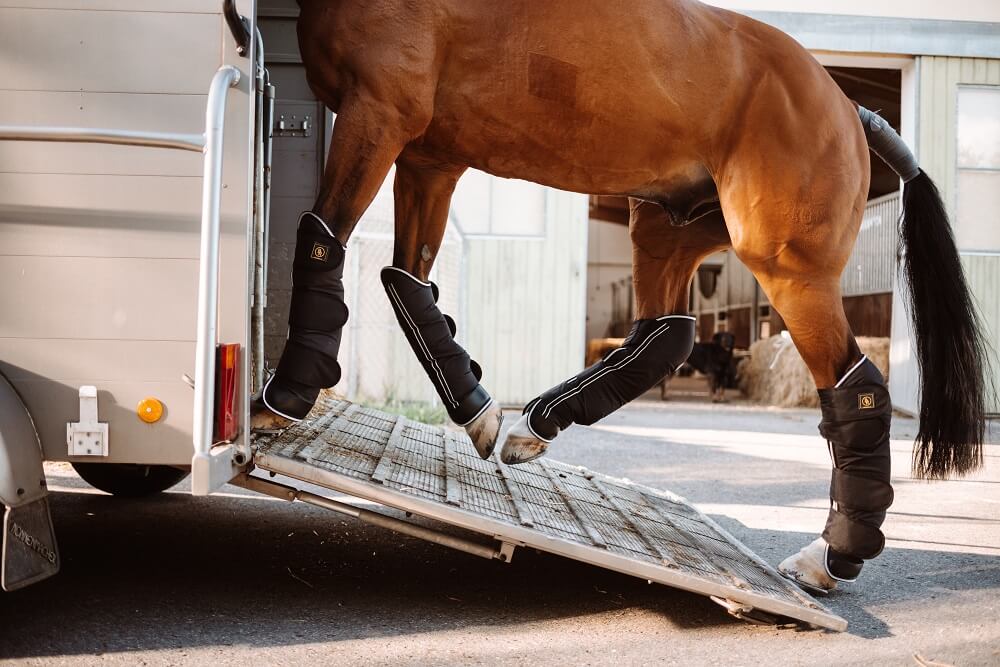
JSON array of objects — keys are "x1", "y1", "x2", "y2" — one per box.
[
  {"x1": 66, "y1": 386, "x2": 108, "y2": 457},
  {"x1": 274, "y1": 114, "x2": 312, "y2": 138}
]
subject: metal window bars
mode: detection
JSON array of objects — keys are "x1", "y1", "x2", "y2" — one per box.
[{"x1": 0, "y1": 64, "x2": 243, "y2": 494}]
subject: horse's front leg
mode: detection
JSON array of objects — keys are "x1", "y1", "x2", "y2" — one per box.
[
  {"x1": 382, "y1": 155, "x2": 503, "y2": 458},
  {"x1": 251, "y1": 95, "x2": 423, "y2": 430},
  {"x1": 499, "y1": 202, "x2": 732, "y2": 464}
]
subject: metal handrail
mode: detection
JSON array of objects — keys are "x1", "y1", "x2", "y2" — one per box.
[
  {"x1": 0, "y1": 65, "x2": 242, "y2": 491},
  {"x1": 0, "y1": 126, "x2": 204, "y2": 152}
]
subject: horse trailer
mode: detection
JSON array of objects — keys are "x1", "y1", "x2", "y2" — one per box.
[{"x1": 0, "y1": 0, "x2": 848, "y2": 631}]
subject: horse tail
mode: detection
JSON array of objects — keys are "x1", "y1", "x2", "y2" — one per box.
[{"x1": 857, "y1": 105, "x2": 989, "y2": 479}]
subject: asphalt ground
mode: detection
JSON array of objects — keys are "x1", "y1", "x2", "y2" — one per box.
[{"x1": 1, "y1": 390, "x2": 998, "y2": 666}]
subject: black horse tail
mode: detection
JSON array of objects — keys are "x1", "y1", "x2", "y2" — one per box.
[{"x1": 857, "y1": 105, "x2": 989, "y2": 479}]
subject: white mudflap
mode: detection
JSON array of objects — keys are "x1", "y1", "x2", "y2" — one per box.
[{"x1": 3, "y1": 498, "x2": 59, "y2": 591}]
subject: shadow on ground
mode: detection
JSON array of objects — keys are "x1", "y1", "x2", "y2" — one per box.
[
  {"x1": 1, "y1": 484, "x2": 998, "y2": 658},
  {"x1": 0, "y1": 489, "x2": 735, "y2": 659}
]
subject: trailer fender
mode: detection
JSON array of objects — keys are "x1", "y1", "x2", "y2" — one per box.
[{"x1": 0, "y1": 372, "x2": 59, "y2": 591}]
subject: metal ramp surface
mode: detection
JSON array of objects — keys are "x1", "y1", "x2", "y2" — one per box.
[{"x1": 251, "y1": 397, "x2": 846, "y2": 631}]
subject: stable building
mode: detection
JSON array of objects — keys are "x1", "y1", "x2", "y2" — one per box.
[{"x1": 589, "y1": 1, "x2": 1000, "y2": 415}]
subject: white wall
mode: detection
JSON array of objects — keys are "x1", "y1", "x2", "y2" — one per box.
[
  {"x1": 704, "y1": 0, "x2": 1000, "y2": 23},
  {"x1": 462, "y1": 188, "x2": 589, "y2": 406},
  {"x1": 891, "y1": 56, "x2": 1000, "y2": 415}
]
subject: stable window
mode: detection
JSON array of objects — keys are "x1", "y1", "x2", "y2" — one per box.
[
  {"x1": 956, "y1": 86, "x2": 1000, "y2": 253},
  {"x1": 450, "y1": 168, "x2": 547, "y2": 237}
]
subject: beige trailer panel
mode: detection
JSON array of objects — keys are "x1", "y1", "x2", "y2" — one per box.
[
  {"x1": 0, "y1": 1, "x2": 257, "y2": 467},
  {"x1": 0, "y1": 1, "x2": 218, "y2": 12},
  {"x1": 0, "y1": 8, "x2": 221, "y2": 94},
  {"x1": 9, "y1": 380, "x2": 194, "y2": 465},
  {"x1": 0, "y1": 172, "x2": 202, "y2": 221},
  {"x1": 0, "y1": 256, "x2": 199, "y2": 340},
  {"x1": 0, "y1": 92, "x2": 205, "y2": 177},
  {"x1": 0, "y1": 172, "x2": 252, "y2": 259},
  {"x1": 0, "y1": 340, "x2": 194, "y2": 382},
  {"x1": 0, "y1": 215, "x2": 200, "y2": 261}
]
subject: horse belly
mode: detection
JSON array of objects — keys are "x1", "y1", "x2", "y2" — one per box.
[{"x1": 420, "y1": 106, "x2": 686, "y2": 195}]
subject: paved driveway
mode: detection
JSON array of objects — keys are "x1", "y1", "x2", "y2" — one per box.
[{"x1": 1, "y1": 401, "x2": 997, "y2": 666}]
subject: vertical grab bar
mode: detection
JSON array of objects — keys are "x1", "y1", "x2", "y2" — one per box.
[{"x1": 191, "y1": 65, "x2": 242, "y2": 491}]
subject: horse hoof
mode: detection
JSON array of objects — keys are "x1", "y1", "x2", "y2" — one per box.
[
  {"x1": 250, "y1": 397, "x2": 295, "y2": 434},
  {"x1": 499, "y1": 413, "x2": 549, "y2": 465},
  {"x1": 464, "y1": 401, "x2": 503, "y2": 459},
  {"x1": 778, "y1": 538, "x2": 838, "y2": 595}
]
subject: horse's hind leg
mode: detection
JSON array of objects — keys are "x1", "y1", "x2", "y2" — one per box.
[
  {"x1": 500, "y1": 201, "x2": 731, "y2": 464},
  {"x1": 251, "y1": 97, "x2": 423, "y2": 430},
  {"x1": 383, "y1": 154, "x2": 503, "y2": 458},
  {"x1": 721, "y1": 163, "x2": 893, "y2": 592}
]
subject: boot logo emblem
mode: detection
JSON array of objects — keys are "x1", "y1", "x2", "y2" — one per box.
[
  {"x1": 858, "y1": 392, "x2": 875, "y2": 410},
  {"x1": 311, "y1": 243, "x2": 329, "y2": 261}
]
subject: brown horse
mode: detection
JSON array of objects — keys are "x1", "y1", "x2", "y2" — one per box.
[{"x1": 253, "y1": 0, "x2": 988, "y2": 593}]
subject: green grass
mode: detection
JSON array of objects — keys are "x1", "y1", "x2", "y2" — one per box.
[{"x1": 362, "y1": 398, "x2": 449, "y2": 425}]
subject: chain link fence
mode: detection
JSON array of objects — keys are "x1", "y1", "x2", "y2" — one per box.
[{"x1": 336, "y1": 171, "x2": 466, "y2": 410}]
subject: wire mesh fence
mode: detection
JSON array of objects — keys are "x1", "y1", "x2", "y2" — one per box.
[{"x1": 336, "y1": 170, "x2": 466, "y2": 410}]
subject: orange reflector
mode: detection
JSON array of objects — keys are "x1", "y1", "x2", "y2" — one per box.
[
  {"x1": 213, "y1": 343, "x2": 240, "y2": 443},
  {"x1": 136, "y1": 397, "x2": 164, "y2": 424}
]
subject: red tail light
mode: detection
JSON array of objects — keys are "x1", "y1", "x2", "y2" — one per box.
[{"x1": 214, "y1": 343, "x2": 240, "y2": 442}]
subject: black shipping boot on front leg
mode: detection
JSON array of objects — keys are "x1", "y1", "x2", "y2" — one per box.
[
  {"x1": 253, "y1": 212, "x2": 349, "y2": 429},
  {"x1": 380, "y1": 266, "x2": 502, "y2": 459},
  {"x1": 779, "y1": 356, "x2": 893, "y2": 594}
]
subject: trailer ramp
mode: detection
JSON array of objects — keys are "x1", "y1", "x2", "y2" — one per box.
[{"x1": 251, "y1": 397, "x2": 846, "y2": 631}]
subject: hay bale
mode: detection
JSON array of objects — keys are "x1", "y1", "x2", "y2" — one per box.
[{"x1": 738, "y1": 335, "x2": 890, "y2": 408}]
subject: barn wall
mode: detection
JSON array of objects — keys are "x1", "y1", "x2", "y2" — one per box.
[
  {"x1": 961, "y1": 255, "x2": 1000, "y2": 410},
  {"x1": 463, "y1": 192, "x2": 589, "y2": 407},
  {"x1": 726, "y1": 307, "x2": 753, "y2": 350},
  {"x1": 841, "y1": 193, "x2": 900, "y2": 298},
  {"x1": 586, "y1": 219, "x2": 632, "y2": 341},
  {"x1": 690, "y1": 252, "x2": 760, "y2": 347},
  {"x1": 843, "y1": 293, "x2": 892, "y2": 338},
  {"x1": 891, "y1": 56, "x2": 1000, "y2": 414}
]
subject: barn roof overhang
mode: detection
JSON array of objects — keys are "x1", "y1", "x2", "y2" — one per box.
[{"x1": 744, "y1": 11, "x2": 1000, "y2": 60}]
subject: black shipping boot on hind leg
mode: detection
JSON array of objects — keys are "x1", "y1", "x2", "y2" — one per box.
[
  {"x1": 255, "y1": 212, "x2": 348, "y2": 427},
  {"x1": 780, "y1": 356, "x2": 894, "y2": 593}
]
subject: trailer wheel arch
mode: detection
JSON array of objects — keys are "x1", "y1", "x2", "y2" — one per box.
[
  {"x1": 1, "y1": 371, "x2": 60, "y2": 590},
  {"x1": 71, "y1": 463, "x2": 190, "y2": 498}
]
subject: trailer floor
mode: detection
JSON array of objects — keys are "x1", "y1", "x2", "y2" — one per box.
[{"x1": 2, "y1": 402, "x2": 998, "y2": 666}]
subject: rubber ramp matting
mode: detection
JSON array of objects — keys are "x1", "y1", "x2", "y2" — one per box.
[{"x1": 253, "y1": 397, "x2": 845, "y2": 631}]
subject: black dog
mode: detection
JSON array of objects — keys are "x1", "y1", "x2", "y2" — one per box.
[{"x1": 680, "y1": 331, "x2": 737, "y2": 402}]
